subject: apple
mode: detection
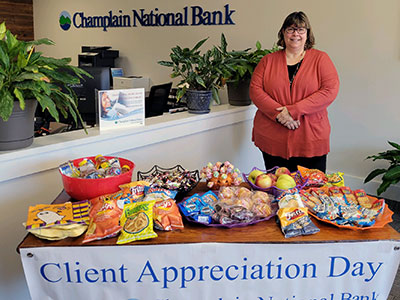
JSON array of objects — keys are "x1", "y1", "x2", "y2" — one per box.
[
  {"x1": 268, "y1": 173, "x2": 277, "y2": 185},
  {"x1": 248, "y1": 169, "x2": 264, "y2": 184},
  {"x1": 275, "y1": 174, "x2": 296, "y2": 190},
  {"x1": 255, "y1": 174, "x2": 273, "y2": 189},
  {"x1": 275, "y1": 167, "x2": 291, "y2": 177}
]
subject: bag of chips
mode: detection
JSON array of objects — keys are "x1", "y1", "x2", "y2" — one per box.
[
  {"x1": 82, "y1": 192, "x2": 124, "y2": 244},
  {"x1": 153, "y1": 199, "x2": 184, "y2": 231},
  {"x1": 117, "y1": 200, "x2": 157, "y2": 244},
  {"x1": 298, "y1": 165, "x2": 328, "y2": 187}
]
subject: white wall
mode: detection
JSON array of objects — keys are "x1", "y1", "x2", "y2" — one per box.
[
  {"x1": 32, "y1": 0, "x2": 400, "y2": 199},
  {"x1": 1, "y1": 0, "x2": 399, "y2": 299}
]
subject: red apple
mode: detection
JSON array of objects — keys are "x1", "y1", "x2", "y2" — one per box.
[
  {"x1": 268, "y1": 173, "x2": 277, "y2": 186},
  {"x1": 255, "y1": 174, "x2": 273, "y2": 188},
  {"x1": 275, "y1": 167, "x2": 291, "y2": 177}
]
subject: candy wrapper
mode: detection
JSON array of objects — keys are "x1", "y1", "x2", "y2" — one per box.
[{"x1": 276, "y1": 188, "x2": 320, "y2": 238}]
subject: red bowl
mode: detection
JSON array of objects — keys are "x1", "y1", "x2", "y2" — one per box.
[{"x1": 60, "y1": 156, "x2": 135, "y2": 200}]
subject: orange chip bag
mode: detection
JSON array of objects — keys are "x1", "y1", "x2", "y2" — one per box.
[
  {"x1": 82, "y1": 192, "x2": 124, "y2": 244},
  {"x1": 298, "y1": 165, "x2": 327, "y2": 187},
  {"x1": 153, "y1": 198, "x2": 184, "y2": 231}
]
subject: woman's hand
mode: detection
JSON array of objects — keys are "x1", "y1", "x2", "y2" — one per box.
[{"x1": 276, "y1": 106, "x2": 300, "y2": 130}]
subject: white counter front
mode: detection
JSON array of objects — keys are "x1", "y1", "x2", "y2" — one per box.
[{"x1": 0, "y1": 104, "x2": 258, "y2": 183}]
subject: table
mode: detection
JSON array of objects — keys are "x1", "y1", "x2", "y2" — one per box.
[{"x1": 18, "y1": 183, "x2": 400, "y2": 300}]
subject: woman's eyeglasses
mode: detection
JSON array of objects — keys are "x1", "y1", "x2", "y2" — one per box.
[{"x1": 285, "y1": 27, "x2": 307, "y2": 34}]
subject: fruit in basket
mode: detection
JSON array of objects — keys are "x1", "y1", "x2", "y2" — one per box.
[
  {"x1": 255, "y1": 174, "x2": 273, "y2": 189},
  {"x1": 275, "y1": 167, "x2": 291, "y2": 177},
  {"x1": 275, "y1": 174, "x2": 296, "y2": 190},
  {"x1": 248, "y1": 169, "x2": 264, "y2": 184}
]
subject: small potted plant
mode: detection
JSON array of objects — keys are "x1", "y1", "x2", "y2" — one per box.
[
  {"x1": 0, "y1": 22, "x2": 91, "y2": 150},
  {"x1": 364, "y1": 141, "x2": 400, "y2": 196},
  {"x1": 218, "y1": 34, "x2": 279, "y2": 106},
  {"x1": 158, "y1": 37, "x2": 231, "y2": 114}
]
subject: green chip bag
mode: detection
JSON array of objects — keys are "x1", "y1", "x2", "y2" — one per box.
[{"x1": 117, "y1": 200, "x2": 157, "y2": 244}]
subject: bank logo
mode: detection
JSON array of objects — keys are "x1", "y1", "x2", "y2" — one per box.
[{"x1": 59, "y1": 11, "x2": 71, "y2": 31}]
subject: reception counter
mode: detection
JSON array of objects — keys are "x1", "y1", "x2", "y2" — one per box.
[{"x1": 0, "y1": 104, "x2": 258, "y2": 183}]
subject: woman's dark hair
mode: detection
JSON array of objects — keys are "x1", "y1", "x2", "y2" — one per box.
[{"x1": 277, "y1": 11, "x2": 315, "y2": 50}]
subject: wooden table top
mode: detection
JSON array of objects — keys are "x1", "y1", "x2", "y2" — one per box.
[{"x1": 17, "y1": 183, "x2": 400, "y2": 252}]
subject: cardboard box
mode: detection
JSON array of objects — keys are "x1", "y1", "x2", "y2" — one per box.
[{"x1": 113, "y1": 76, "x2": 151, "y2": 92}]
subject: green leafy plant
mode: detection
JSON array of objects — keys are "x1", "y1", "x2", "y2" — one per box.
[
  {"x1": 0, "y1": 22, "x2": 91, "y2": 129},
  {"x1": 364, "y1": 141, "x2": 400, "y2": 195},
  {"x1": 218, "y1": 33, "x2": 280, "y2": 85},
  {"x1": 158, "y1": 36, "x2": 234, "y2": 103}
]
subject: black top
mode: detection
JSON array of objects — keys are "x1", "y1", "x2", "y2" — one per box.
[{"x1": 288, "y1": 60, "x2": 303, "y2": 87}]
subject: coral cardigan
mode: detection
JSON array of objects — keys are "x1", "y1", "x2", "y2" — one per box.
[{"x1": 249, "y1": 49, "x2": 339, "y2": 159}]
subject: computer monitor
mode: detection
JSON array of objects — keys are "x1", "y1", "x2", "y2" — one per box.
[
  {"x1": 35, "y1": 66, "x2": 110, "y2": 132},
  {"x1": 71, "y1": 66, "x2": 110, "y2": 126}
]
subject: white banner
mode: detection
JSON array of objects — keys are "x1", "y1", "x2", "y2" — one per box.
[{"x1": 21, "y1": 241, "x2": 400, "y2": 300}]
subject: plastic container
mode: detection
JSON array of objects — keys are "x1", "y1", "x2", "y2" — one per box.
[{"x1": 60, "y1": 156, "x2": 135, "y2": 201}]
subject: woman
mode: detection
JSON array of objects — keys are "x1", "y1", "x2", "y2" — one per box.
[{"x1": 249, "y1": 11, "x2": 339, "y2": 173}]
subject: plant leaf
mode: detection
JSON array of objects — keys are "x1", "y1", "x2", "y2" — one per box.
[
  {"x1": 377, "y1": 180, "x2": 393, "y2": 196},
  {"x1": 388, "y1": 141, "x2": 400, "y2": 150},
  {"x1": 13, "y1": 88, "x2": 25, "y2": 110},
  {"x1": 382, "y1": 165, "x2": 400, "y2": 181},
  {"x1": 364, "y1": 168, "x2": 387, "y2": 183},
  {"x1": 33, "y1": 91, "x2": 59, "y2": 122},
  {"x1": 0, "y1": 90, "x2": 14, "y2": 121}
]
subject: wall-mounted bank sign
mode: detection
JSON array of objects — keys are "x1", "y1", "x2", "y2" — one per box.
[{"x1": 59, "y1": 5, "x2": 236, "y2": 31}]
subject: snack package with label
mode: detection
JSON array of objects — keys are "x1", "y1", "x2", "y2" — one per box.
[
  {"x1": 153, "y1": 198, "x2": 184, "y2": 231},
  {"x1": 143, "y1": 186, "x2": 178, "y2": 202},
  {"x1": 325, "y1": 172, "x2": 345, "y2": 187},
  {"x1": 117, "y1": 200, "x2": 157, "y2": 244},
  {"x1": 25, "y1": 200, "x2": 90, "y2": 240},
  {"x1": 297, "y1": 166, "x2": 328, "y2": 187},
  {"x1": 276, "y1": 188, "x2": 320, "y2": 238},
  {"x1": 119, "y1": 181, "x2": 151, "y2": 203},
  {"x1": 82, "y1": 192, "x2": 125, "y2": 244}
]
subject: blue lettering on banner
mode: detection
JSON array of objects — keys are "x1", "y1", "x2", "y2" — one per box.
[
  {"x1": 328, "y1": 256, "x2": 383, "y2": 282},
  {"x1": 63, "y1": 4, "x2": 236, "y2": 31},
  {"x1": 37, "y1": 256, "x2": 383, "y2": 289}
]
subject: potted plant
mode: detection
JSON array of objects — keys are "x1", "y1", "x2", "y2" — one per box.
[
  {"x1": 364, "y1": 141, "x2": 400, "y2": 196},
  {"x1": 218, "y1": 34, "x2": 279, "y2": 106},
  {"x1": 158, "y1": 37, "x2": 231, "y2": 114},
  {"x1": 0, "y1": 22, "x2": 91, "y2": 150}
]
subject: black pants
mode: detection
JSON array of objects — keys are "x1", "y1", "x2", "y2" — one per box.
[{"x1": 261, "y1": 151, "x2": 327, "y2": 173}]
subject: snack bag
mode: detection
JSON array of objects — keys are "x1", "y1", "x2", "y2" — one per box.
[
  {"x1": 353, "y1": 189, "x2": 373, "y2": 208},
  {"x1": 143, "y1": 186, "x2": 178, "y2": 202},
  {"x1": 153, "y1": 198, "x2": 184, "y2": 231},
  {"x1": 117, "y1": 200, "x2": 157, "y2": 244},
  {"x1": 27, "y1": 223, "x2": 88, "y2": 241},
  {"x1": 119, "y1": 181, "x2": 151, "y2": 203},
  {"x1": 297, "y1": 165, "x2": 327, "y2": 187},
  {"x1": 326, "y1": 172, "x2": 345, "y2": 187},
  {"x1": 340, "y1": 186, "x2": 358, "y2": 205},
  {"x1": 82, "y1": 192, "x2": 124, "y2": 244},
  {"x1": 277, "y1": 188, "x2": 320, "y2": 238},
  {"x1": 25, "y1": 200, "x2": 90, "y2": 229}
]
